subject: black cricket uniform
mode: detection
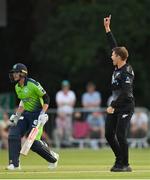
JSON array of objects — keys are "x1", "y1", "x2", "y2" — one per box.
[{"x1": 105, "y1": 31, "x2": 135, "y2": 167}]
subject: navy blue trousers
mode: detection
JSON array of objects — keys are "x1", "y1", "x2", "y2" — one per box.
[{"x1": 8, "y1": 111, "x2": 56, "y2": 166}]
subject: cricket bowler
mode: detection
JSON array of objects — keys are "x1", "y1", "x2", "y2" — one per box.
[
  {"x1": 104, "y1": 15, "x2": 135, "y2": 172},
  {"x1": 7, "y1": 63, "x2": 59, "y2": 170}
]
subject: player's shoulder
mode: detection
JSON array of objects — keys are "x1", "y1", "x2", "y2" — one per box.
[
  {"x1": 15, "y1": 83, "x2": 20, "y2": 90},
  {"x1": 123, "y1": 64, "x2": 134, "y2": 76},
  {"x1": 125, "y1": 64, "x2": 133, "y2": 71},
  {"x1": 27, "y1": 78, "x2": 40, "y2": 86}
]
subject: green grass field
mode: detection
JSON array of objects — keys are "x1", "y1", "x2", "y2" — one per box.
[{"x1": 0, "y1": 148, "x2": 150, "y2": 179}]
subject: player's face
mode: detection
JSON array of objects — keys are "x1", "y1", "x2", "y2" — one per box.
[
  {"x1": 111, "y1": 51, "x2": 119, "y2": 66},
  {"x1": 12, "y1": 72, "x2": 20, "y2": 81}
]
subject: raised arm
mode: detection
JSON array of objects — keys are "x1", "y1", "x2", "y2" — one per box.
[{"x1": 104, "y1": 15, "x2": 118, "y2": 49}]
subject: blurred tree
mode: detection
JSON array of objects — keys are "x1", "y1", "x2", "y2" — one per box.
[
  {"x1": 32, "y1": 0, "x2": 150, "y2": 107},
  {"x1": 0, "y1": 0, "x2": 35, "y2": 92},
  {"x1": 0, "y1": 0, "x2": 150, "y2": 108},
  {"x1": 32, "y1": 2, "x2": 111, "y2": 106}
]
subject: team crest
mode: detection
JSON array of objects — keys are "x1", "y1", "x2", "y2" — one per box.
[{"x1": 24, "y1": 87, "x2": 28, "y2": 93}]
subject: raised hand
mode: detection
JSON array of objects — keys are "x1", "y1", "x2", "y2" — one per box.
[{"x1": 104, "y1": 14, "x2": 111, "y2": 32}]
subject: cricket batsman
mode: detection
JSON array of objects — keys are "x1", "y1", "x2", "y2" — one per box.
[{"x1": 7, "y1": 63, "x2": 59, "y2": 170}]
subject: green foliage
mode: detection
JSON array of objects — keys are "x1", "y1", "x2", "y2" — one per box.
[
  {"x1": 31, "y1": 0, "x2": 150, "y2": 107},
  {"x1": 32, "y1": 2, "x2": 110, "y2": 105},
  {"x1": 32, "y1": 3, "x2": 105, "y2": 71}
]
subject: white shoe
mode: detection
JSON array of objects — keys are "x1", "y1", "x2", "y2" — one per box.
[
  {"x1": 6, "y1": 164, "x2": 21, "y2": 170},
  {"x1": 48, "y1": 151, "x2": 59, "y2": 169}
]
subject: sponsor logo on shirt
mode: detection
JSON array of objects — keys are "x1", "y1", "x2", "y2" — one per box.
[{"x1": 22, "y1": 98, "x2": 32, "y2": 103}]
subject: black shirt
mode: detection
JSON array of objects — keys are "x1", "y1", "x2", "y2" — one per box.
[{"x1": 106, "y1": 31, "x2": 135, "y2": 113}]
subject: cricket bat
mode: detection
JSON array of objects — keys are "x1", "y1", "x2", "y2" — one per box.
[{"x1": 20, "y1": 122, "x2": 41, "y2": 156}]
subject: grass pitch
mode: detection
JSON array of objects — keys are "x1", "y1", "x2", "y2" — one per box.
[{"x1": 0, "y1": 148, "x2": 150, "y2": 179}]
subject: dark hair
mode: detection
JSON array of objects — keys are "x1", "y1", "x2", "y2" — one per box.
[{"x1": 112, "y1": 46, "x2": 129, "y2": 61}]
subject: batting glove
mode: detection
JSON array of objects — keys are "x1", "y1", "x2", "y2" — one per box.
[
  {"x1": 38, "y1": 113, "x2": 49, "y2": 126},
  {"x1": 10, "y1": 113, "x2": 21, "y2": 126}
]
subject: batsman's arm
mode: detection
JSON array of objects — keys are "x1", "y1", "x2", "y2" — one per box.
[
  {"x1": 40, "y1": 93, "x2": 50, "y2": 114},
  {"x1": 10, "y1": 101, "x2": 25, "y2": 125},
  {"x1": 32, "y1": 80, "x2": 50, "y2": 113},
  {"x1": 16, "y1": 100, "x2": 24, "y2": 115}
]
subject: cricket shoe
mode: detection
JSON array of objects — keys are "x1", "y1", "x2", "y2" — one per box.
[
  {"x1": 6, "y1": 164, "x2": 21, "y2": 170},
  {"x1": 110, "y1": 164, "x2": 124, "y2": 172},
  {"x1": 48, "y1": 151, "x2": 59, "y2": 169},
  {"x1": 110, "y1": 158, "x2": 124, "y2": 172},
  {"x1": 110, "y1": 160, "x2": 124, "y2": 172},
  {"x1": 122, "y1": 165, "x2": 132, "y2": 172}
]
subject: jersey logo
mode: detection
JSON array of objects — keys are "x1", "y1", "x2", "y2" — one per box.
[
  {"x1": 24, "y1": 87, "x2": 28, "y2": 93},
  {"x1": 125, "y1": 77, "x2": 131, "y2": 84},
  {"x1": 112, "y1": 74, "x2": 119, "y2": 85},
  {"x1": 22, "y1": 98, "x2": 32, "y2": 102},
  {"x1": 115, "y1": 72, "x2": 120, "y2": 77},
  {"x1": 122, "y1": 114, "x2": 128, "y2": 118}
]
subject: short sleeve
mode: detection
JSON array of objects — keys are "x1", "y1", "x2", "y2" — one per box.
[{"x1": 32, "y1": 82, "x2": 46, "y2": 97}]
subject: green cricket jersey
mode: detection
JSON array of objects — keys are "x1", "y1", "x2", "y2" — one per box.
[
  {"x1": 15, "y1": 78, "x2": 46, "y2": 112},
  {"x1": 15, "y1": 78, "x2": 47, "y2": 140}
]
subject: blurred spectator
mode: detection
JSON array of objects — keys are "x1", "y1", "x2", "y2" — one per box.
[
  {"x1": 73, "y1": 112, "x2": 90, "y2": 139},
  {"x1": 82, "y1": 82, "x2": 102, "y2": 114},
  {"x1": 0, "y1": 112, "x2": 11, "y2": 149},
  {"x1": 54, "y1": 80, "x2": 76, "y2": 148},
  {"x1": 87, "y1": 112, "x2": 105, "y2": 149},
  {"x1": 53, "y1": 111, "x2": 72, "y2": 148},
  {"x1": 56, "y1": 80, "x2": 76, "y2": 115},
  {"x1": 82, "y1": 82, "x2": 102, "y2": 108},
  {"x1": 130, "y1": 111, "x2": 149, "y2": 138}
]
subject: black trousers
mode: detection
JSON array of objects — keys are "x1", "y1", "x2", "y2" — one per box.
[{"x1": 105, "y1": 112, "x2": 133, "y2": 166}]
